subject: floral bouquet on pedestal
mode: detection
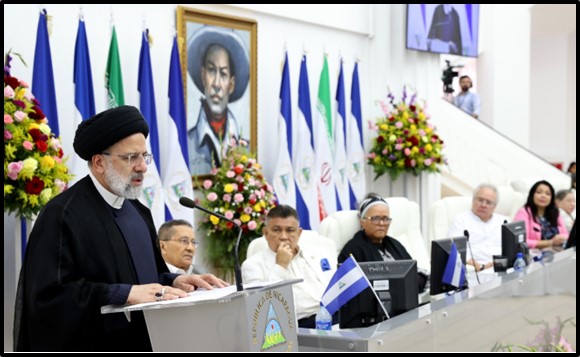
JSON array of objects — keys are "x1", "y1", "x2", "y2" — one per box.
[
  {"x1": 198, "y1": 139, "x2": 277, "y2": 279},
  {"x1": 367, "y1": 87, "x2": 447, "y2": 181},
  {"x1": 4, "y1": 53, "x2": 73, "y2": 219}
]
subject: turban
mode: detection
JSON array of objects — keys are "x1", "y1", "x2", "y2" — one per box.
[{"x1": 73, "y1": 105, "x2": 149, "y2": 161}]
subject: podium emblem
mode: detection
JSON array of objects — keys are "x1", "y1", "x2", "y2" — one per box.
[{"x1": 260, "y1": 302, "x2": 287, "y2": 351}]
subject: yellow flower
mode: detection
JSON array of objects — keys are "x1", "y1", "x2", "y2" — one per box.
[
  {"x1": 240, "y1": 214, "x2": 251, "y2": 223},
  {"x1": 39, "y1": 188, "x2": 52, "y2": 204},
  {"x1": 40, "y1": 156, "x2": 56, "y2": 169},
  {"x1": 224, "y1": 183, "x2": 234, "y2": 193},
  {"x1": 253, "y1": 203, "x2": 261, "y2": 212},
  {"x1": 20, "y1": 158, "x2": 38, "y2": 179},
  {"x1": 209, "y1": 215, "x2": 220, "y2": 225}
]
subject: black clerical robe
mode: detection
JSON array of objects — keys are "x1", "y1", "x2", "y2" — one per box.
[{"x1": 14, "y1": 176, "x2": 169, "y2": 351}]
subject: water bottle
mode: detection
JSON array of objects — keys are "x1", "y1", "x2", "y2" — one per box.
[
  {"x1": 315, "y1": 304, "x2": 332, "y2": 330},
  {"x1": 513, "y1": 252, "x2": 527, "y2": 272}
]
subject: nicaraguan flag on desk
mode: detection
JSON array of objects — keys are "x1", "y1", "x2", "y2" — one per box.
[
  {"x1": 162, "y1": 36, "x2": 194, "y2": 224},
  {"x1": 272, "y1": 52, "x2": 296, "y2": 207},
  {"x1": 442, "y1": 242, "x2": 466, "y2": 288},
  {"x1": 70, "y1": 16, "x2": 96, "y2": 184},
  {"x1": 138, "y1": 29, "x2": 165, "y2": 230},
  {"x1": 320, "y1": 256, "x2": 372, "y2": 315}
]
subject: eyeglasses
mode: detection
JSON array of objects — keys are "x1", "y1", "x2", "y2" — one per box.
[
  {"x1": 101, "y1": 152, "x2": 153, "y2": 166},
  {"x1": 475, "y1": 197, "x2": 495, "y2": 206},
  {"x1": 169, "y1": 238, "x2": 199, "y2": 247},
  {"x1": 364, "y1": 216, "x2": 393, "y2": 224}
]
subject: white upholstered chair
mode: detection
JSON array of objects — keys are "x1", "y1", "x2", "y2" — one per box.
[
  {"x1": 245, "y1": 230, "x2": 337, "y2": 262},
  {"x1": 427, "y1": 186, "x2": 526, "y2": 245},
  {"x1": 318, "y1": 197, "x2": 430, "y2": 272},
  {"x1": 511, "y1": 177, "x2": 572, "y2": 196}
]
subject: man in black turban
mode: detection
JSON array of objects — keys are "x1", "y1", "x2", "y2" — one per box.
[{"x1": 15, "y1": 105, "x2": 226, "y2": 352}]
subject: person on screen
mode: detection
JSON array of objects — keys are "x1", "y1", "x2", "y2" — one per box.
[
  {"x1": 14, "y1": 106, "x2": 226, "y2": 352},
  {"x1": 427, "y1": 4, "x2": 462, "y2": 55},
  {"x1": 158, "y1": 219, "x2": 207, "y2": 275},
  {"x1": 187, "y1": 26, "x2": 249, "y2": 176},
  {"x1": 447, "y1": 184, "x2": 508, "y2": 272},
  {"x1": 338, "y1": 193, "x2": 428, "y2": 292},
  {"x1": 453, "y1": 75, "x2": 481, "y2": 119},
  {"x1": 513, "y1": 180, "x2": 569, "y2": 250},
  {"x1": 241, "y1": 205, "x2": 337, "y2": 328}
]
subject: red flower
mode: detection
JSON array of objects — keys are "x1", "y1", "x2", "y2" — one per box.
[
  {"x1": 238, "y1": 183, "x2": 244, "y2": 191},
  {"x1": 233, "y1": 166, "x2": 244, "y2": 175},
  {"x1": 24, "y1": 177, "x2": 45, "y2": 195},
  {"x1": 4, "y1": 75, "x2": 19, "y2": 89},
  {"x1": 36, "y1": 140, "x2": 48, "y2": 153},
  {"x1": 377, "y1": 135, "x2": 385, "y2": 143},
  {"x1": 226, "y1": 221, "x2": 234, "y2": 229},
  {"x1": 407, "y1": 136, "x2": 419, "y2": 146},
  {"x1": 29, "y1": 106, "x2": 46, "y2": 120},
  {"x1": 409, "y1": 104, "x2": 416, "y2": 112},
  {"x1": 28, "y1": 128, "x2": 43, "y2": 141}
]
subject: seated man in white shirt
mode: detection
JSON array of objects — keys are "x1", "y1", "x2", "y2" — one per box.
[
  {"x1": 242, "y1": 205, "x2": 337, "y2": 328},
  {"x1": 447, "y1": 184, "x2": 508, "y2": 272},
  {"x1": 158, "y1": 219, "x2": 206, "y2": 275}
]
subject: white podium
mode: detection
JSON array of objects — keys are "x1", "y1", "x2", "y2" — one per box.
[{"x1": 102, "y1": 279, "x2": 301, "y2": 352}]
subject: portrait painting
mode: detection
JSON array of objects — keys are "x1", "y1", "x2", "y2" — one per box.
[{"x1": 177, "y1": 6, "x2": 257, "y2": 181}]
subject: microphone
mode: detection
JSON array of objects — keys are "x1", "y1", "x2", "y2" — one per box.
[
  {"x1": 179, "y1": 197, "x2": 244, "y2": 292},
  {"x1": 464, "y1": 230, "x2": 481, "y2": 285}
]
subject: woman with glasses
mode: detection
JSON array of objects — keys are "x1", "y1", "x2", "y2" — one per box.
[{"x1": 338, "y1": 193, "x2": 427, "y2": 291}]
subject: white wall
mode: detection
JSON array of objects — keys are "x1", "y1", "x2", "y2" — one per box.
[
  {"x1": 530, "y1": 34, "x2": 568, "y2": 163},
  {"x1": 478, "y1": 4, "x2": 531, "y2": 148},
  {"x1": 566, "y1": 32, "x2": 576, "y2": 167}
]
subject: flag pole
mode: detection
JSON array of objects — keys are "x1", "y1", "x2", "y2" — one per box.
[{"x1": 350, "y1": 255, "x2": 390, "y2": 319}]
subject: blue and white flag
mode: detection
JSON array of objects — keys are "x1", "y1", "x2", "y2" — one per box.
[
  {"x1": 320, "y1": 256, "x2": 372, "y2": 315},
  {"x1": 442, "y1": 242, "x2": 466, "y2": 288},
  {"x1": 138, "y1": 29, "x2": 165, "y2": 230},
  {"x1": 70, "y1": 16, "x2": 96, "y2": 184},
  {"x1": 272, "y1": 52, "x2": 296, "y2": 207},
  {"x1": 162, "y1": 36, "x2": 194, "y2": 224},
  {"x1": 347, "y1": 63, "x2": 366, "y2": 209},
  {"x1": 294, "y1": 55, "x2": 320, "y2": 230},
  {"x1": 32, "y1": 9, "x2": 59, "y2": 136},
  {"x1": 334, "y1": 61, "x2": 349, "y2": 211}
]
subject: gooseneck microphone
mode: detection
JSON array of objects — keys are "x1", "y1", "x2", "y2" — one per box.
[
  {"x1": 464, "y1": 229, "x2": 481, "y2": 285},
  {"x1": 179, "y1": 197, "x2": 244, "y2": 292}
]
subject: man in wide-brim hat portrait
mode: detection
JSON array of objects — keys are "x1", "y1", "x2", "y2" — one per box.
[{"x1": 186, "y1": 25, "x2": 250, "y2": 176}]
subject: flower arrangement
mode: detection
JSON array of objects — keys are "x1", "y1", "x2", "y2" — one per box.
[
  {"x1": 4, "y1": 53, "x2": 73, "y2": 219},
  {"x1": 367, "y1": 87, "x2": 447, "y2": 181},
  {"x1": 492, "y1": 316, "x2": 575, "y2": 352},
  {"x1": 198, "y1": 139, "x2": 277, "y2": 279}
]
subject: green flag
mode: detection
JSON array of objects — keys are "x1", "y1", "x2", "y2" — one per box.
[
  {"x1": 105, "y1": 26, "x2": 124, "y2": 108},
  {"x1": 317, "y1": 57, "x2": 333, "y2": 145}
]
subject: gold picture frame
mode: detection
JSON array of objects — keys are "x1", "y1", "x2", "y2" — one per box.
[{"x1": 177, "y1": 6, "x2": 257, "y2": 184}]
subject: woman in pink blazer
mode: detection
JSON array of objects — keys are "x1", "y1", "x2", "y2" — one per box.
[{"x1": 513, "y1": 180, "x2": 569, "y2": 249}]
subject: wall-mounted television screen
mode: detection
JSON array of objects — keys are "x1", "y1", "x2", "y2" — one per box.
[{"x1": 406, "y1": 4, "x2": 480, "y2": 57}]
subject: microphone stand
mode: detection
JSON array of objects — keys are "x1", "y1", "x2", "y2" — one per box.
[
  {"x1": 464, "y1": 230, "x2": 481, "y2": 285},
  {"x1": 179, "y1": 197, "x2": 244, "y2": 292}
]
